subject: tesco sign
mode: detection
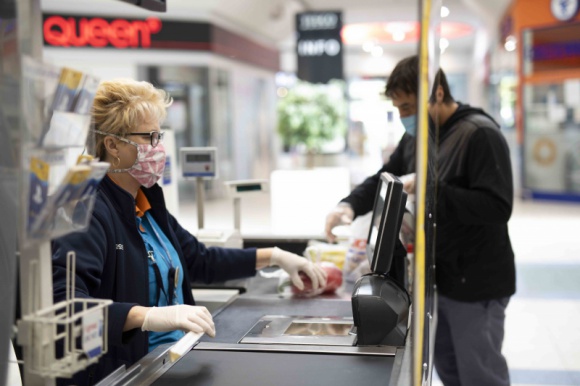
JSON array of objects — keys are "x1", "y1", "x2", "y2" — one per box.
[{"x1": 43, "y1": 16, "x2": 162, "y2": 48}]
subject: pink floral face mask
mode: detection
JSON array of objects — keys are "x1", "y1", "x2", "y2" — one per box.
[
  {"x1": 125, "y1": 142, "x2": 166, "y2": 188},
  {"x1": 95, "y1": 130, "x2": 166, "y2": 188}
]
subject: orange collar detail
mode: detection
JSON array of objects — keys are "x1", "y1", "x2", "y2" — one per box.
[{"x1": 135, "y1": 189, "x2": 152, "y2": 218}]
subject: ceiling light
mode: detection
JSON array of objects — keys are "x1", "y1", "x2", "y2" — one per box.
[
  {"x1": 504, "y1": 35, "x2": 517, "y2": 52},
  {"x1": 371, "y1": 46, "x2": 383, "y2": 57},
  {"x1": 384, "y1": 22, "x2": 414, "y2": 39},
  {"x1": 441, "y1": 6, "x2": 450, "y2": 18}
]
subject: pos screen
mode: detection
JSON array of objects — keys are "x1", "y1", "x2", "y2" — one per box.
[{"x1": 366, "y1": 173, "x2": 407, "y2": 274}]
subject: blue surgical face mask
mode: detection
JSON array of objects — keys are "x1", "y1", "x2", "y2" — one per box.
[{"x1": 400, "y1": 115, "x2": 417, "y2": 136}]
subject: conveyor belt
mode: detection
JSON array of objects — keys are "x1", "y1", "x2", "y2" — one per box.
[
  {"x1": 152, "y1": 349, "x2": 395, "y2": 386},
  {"x1": 114, "y1": 296, "x2": 402, "y2": 386}
]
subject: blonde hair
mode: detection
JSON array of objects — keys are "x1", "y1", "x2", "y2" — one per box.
[{"x1": 92, "y1": 79, "x2": 173, "y2": 159}]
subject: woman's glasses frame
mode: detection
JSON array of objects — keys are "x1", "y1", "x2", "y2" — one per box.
[{"x1": 126, "y1": 131, "x2": 165, "y2": 148}]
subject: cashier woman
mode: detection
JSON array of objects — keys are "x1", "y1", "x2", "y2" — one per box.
[{"x1": 51, "y1": 78, "x2": 327, "y2": 385}]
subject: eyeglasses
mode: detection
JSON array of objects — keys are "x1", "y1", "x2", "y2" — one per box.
[{"x1": 126, "y1": 131, "x2": 165, "y2": 147}]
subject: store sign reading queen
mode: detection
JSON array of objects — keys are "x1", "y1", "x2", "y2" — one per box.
[{"x1": 43, "y1": 15, "x2": 162, "y2": 48}]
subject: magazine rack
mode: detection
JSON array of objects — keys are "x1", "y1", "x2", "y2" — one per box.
[{"x1": 17, "y1": 57, "x2": 112, "y2": 381}]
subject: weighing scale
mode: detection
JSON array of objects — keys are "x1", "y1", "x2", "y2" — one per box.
[{"x1": 179, "y1": 147, "x2": 242, "y2": 248}]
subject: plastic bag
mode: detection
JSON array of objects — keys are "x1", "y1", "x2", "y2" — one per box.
[{"x1": 343, "y1": 212, "x2": 372, "y2": 282}]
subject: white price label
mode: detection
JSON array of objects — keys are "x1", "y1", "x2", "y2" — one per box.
[{"x1": 82, "y1": 310, "x2": 104, "y2": 359}]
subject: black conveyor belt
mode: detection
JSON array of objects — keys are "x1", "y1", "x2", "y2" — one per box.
[
  {"x1": 152, "y1": 350, "x2": 395, "y2": 386},
  {"x1": 150, "y1": 294, "x2": 399, "y2": 386}
]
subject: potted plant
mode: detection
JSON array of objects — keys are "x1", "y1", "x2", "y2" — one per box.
[{"x1": 277, "y1": 80, "x2": 347, "y2": 167}]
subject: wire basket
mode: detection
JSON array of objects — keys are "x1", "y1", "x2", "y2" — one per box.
[{"x1": 18, "y1": 251, "x2": 112, "y2": 378}]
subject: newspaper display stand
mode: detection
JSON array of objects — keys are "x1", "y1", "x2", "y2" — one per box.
[{"x1": 16, "y1": 57, "x2": 112, "y2": 381}]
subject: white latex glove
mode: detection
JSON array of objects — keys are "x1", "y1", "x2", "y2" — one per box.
[
  {"x1": 270, "y1": 247, "x2": 327, "y2": 291},
  {"x1": 325, "y1": 203, "x2": 354, "y2": 243},
  {"x1": 399, "y1": 173, "x2": 416, "y2": 194},
  {"x1": 142, "y1": 305, "x2": 216, "y2": 337}
]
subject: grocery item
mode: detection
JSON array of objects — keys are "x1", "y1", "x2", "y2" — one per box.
[
  {"x1": 290, "y1": 262, "x2": 343, "y2": 298},
  {"x1": 305, "y1": 242, "x2": 348, "y2": 270}
]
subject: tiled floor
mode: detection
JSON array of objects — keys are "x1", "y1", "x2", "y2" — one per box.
[
  {"x1": 177, "y1": 194, "x2": 580, "y2": 386},
  {"x1": 505, "y1": 200, "x2": 580, "y2": 386},
  {"x1": 433, "y1": 199, "x2": 580, "y2": 386}
]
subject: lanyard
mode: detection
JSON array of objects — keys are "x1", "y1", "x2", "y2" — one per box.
[
  {"x1": 143, "y1": 213, "x2": 180, "y2": 306},
  {"x1": 148, "y1": 251, "x2": 179, "y2": 306}
]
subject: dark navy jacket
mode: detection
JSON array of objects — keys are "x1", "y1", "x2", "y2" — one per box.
[{"x1": 52, "y1": 176, "x2": 257, "y2": 385}]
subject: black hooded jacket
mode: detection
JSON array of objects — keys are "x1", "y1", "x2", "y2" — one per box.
[
  {"x1": 430, "y1": 103, "x2": 515, "y2": 301},
  {"x1": 340, "y1": 104, "x2": 515, "y2": 301}
]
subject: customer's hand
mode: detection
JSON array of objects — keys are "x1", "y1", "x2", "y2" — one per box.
[
  {"x1": 142, "y1": 305, "x2": 215, "y2": 337},
  {"x1": 400, "y1": 173, "x2": 416, "y2": 194},
  {"x1": 270, "y1": 247, "x2": 327, "y2": 291},
  {"x1": 324, "y1": 203, "x2": 354, "y2": 243}
]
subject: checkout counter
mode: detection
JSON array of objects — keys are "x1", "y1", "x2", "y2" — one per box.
[
  {"x1": 98, "y1": 276, "x2": 411, "y2": 386},
  {"x1": 97, "y1": 173, "x2": 412, "y2": 386}
]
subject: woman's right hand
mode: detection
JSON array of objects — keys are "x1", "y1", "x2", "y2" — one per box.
[{"x1": 141, "y1": 305, "x2": 216, "y2": 337}]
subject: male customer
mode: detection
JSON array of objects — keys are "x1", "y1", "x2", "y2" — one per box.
[
  {"x1": 326, "y1": 55, "x2": 516, "y2": 386},
  {"x1": 427, "y1": 62, "x2": 515, "y2": 386},
  {"x1": 324, "y1": 56, "x2": 419, "y2": 287},
  {"x1": 324, "y1": 58, "x2": 418, "y2": 243}
]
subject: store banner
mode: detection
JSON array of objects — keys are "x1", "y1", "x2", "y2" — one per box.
[
  {"x1": 523, "y1": 22, "x2": 580, "y2": 74},
  {"x1": 42, "y1": 14, "x2": 279, "y2": 71},
  {"x1": 296, "y1": 11, "x2": 343, "y2": 84}
]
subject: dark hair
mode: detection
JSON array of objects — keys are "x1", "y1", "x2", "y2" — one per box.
[
  {"x1": 429, "y1": 69, "x2": 454, "y2": 104},
  {"x1": 385, "y1": 55, "x2": 419, "y2": 98},
  {"x1": 385, "y1": 55, "x2": 455, "y2": 104}
]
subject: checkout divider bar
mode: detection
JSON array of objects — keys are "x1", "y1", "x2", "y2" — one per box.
[
  {"x1": 94, "y1": 339, "x2": 198, "y2": 386},
  {"x1": 194, "y1": 342, "x2": 398, "y2": 356},
  {"x1": 95, "y1": 342, "x2": 400, "y2": 386}
]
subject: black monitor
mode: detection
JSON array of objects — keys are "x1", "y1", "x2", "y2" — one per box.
[
  {"x1": 366, "y1": 172, "x2": 407, "y2": 275},
  {"x1": 351, "y1": 172, "x2": 409, "y2": 346}
]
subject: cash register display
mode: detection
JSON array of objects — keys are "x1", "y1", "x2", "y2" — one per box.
[{"x1": 366, "y1": 173, "x2": 406, "y2": 274}]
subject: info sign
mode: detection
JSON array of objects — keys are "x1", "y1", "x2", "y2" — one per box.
[{"x1": 295, "y1": 11, "x2": 343, "y2": 84}]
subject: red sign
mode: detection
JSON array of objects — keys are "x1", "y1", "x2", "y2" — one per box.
[{"x1": 43, "y1": 16, "x2": 162, "y2": 48}]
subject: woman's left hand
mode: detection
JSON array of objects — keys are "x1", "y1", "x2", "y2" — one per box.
[{"x1": 270, "y1": 247, "x2": 327, "y2": 291}]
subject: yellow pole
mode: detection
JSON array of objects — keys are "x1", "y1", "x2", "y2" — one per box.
[{"x1": 413, "y1": 0, "x2": 432, "y2": 384}]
